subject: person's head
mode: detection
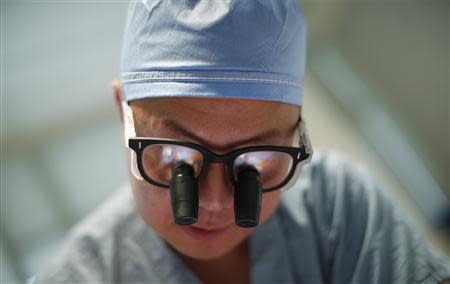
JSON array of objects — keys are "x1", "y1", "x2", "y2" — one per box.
[{"x1": 116, "y1": 0, "x2": 310, "y2": 261}]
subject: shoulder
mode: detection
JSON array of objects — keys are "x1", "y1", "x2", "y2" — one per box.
[
  {"x1": 281, "y1": 149, "x2": 377, "y2": 231},
  {"x1": 279, "y1": 150, "x2": 450, "y2": 283},
  {"x1": 35, "y1": 185, "x2": 147, "y2": 283}
]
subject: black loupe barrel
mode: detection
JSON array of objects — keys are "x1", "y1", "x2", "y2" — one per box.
[
  {"x1": 170, "y1": 161, "x2": 198, "y2": 225},
  {"x1": 234, "y1": 166, "x2": 262, "y2": 228}
]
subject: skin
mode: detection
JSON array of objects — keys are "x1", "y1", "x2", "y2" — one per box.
[{"x1": 113, "y1": 83, "x2": 299, "y2": 284}]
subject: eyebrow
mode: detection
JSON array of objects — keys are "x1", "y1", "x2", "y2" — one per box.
[{"x1": 159, "y1": 118, "x2": 284, "y2": 150}]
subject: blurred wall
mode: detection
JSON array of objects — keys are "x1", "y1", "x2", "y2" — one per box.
[
  {"x1": 2, "y1": 2, "x2": 129, "y2": 282},
  {"x1": 1, "y1": 0, "x2": 449, "y2": 283}
]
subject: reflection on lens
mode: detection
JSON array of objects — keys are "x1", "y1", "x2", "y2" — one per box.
[
  {"x1": 233, "y1": 151, "x2": 293, "y2": 189},
  {"x1": 142, "y1": 144, "x2": 203, "y2": 185}
]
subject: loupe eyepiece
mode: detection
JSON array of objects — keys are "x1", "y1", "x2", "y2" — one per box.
[
  {"x1": 170, "y1": 161, "x2": 198, "y2": 225},
  {"x1": 234, "y1": 166, "x2": 262, "y2": 228}
]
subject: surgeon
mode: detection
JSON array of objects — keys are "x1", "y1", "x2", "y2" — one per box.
[{"x1": 36, "y1": 0, "x2": 450, "y2": 283}]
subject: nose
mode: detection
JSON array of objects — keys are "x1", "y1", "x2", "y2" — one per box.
[{"x1": 198, "y1": 163, "x2": 234, "y2": 212}]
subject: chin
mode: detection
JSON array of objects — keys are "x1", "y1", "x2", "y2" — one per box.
[
  {"x1": 175, "y1": 244, "x2": 232, "y2": 260},
  {"x1": 171, "y1": 241, "x2": 241, "y2": 261},
  {"x1": 166, "y1": 225, "x2": 251, "y2": 260}
]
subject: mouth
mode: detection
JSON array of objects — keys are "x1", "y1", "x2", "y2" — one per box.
[{"x1": 181, "y1": 225, "x2": 229, "y2": 240}]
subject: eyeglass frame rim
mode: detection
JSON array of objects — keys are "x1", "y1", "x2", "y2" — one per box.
[{"x1": 128, "y1": 137, "x2": 311, "y2": 192}]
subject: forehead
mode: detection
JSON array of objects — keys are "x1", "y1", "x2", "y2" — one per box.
[
  {"x1": 131, "y1": 97, "x2": 298, "y2": 122},
  {"x1": 130, "y1": 98, "x2": 299, "y2": 149}
]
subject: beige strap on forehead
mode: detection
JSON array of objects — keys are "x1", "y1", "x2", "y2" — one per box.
[
  {"x1": 122, "y1": 101, "x2": 136, "y2": 143},
  {"x1": 122, "y1": 102, "x2": 143, "y2": 181}
]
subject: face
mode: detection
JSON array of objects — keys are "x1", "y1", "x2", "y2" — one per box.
[{"x1": 126, "y1": 97, "x2": 299, "y2": 260}]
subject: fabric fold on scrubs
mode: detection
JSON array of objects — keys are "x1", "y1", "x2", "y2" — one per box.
[{"x1": 34, "y1": 151, "x2": 450, "y2": 284}]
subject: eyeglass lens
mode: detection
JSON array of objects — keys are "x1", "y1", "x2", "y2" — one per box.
[
  {"x1": 142, "y1": 144, "x2": 203, "y2": 185},
  {"x1": 233, "y1": 151, "x2": 293, "y2": 189}
]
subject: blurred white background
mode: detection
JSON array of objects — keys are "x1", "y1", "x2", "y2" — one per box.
[{"x1": 1, "y1": 0, "x2": 449, "y2": 283}]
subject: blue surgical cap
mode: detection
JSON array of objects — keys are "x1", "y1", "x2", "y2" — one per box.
[{"x1": 120, "y1": 0, "x2": 307, "y2": 106}]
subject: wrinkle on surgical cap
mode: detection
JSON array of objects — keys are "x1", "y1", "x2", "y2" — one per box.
[{"x1": 121, "y1": 0, "x2": 307, "y2": 106}]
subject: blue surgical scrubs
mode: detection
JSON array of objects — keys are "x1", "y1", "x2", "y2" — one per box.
[{"x1": 36, "y1": 151, "x2": 450, "y2": 283}]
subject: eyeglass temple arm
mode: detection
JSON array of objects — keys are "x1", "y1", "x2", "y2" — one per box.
[
  {"x1": 298, "y1": 120, "x2": 313, "y2": 156},
  {"x1": 278, "y1": 119, "x2": 313, "y2": 192}
]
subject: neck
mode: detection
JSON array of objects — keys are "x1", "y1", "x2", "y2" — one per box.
[{"x1": 175, "y1": 240, "x2": 251, "y2": 284}]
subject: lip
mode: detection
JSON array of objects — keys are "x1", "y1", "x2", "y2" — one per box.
[{"x1": 181, "y1": 225, "x2": 229, "y2": 241}]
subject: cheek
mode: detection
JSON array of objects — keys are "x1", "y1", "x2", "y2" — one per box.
[
  {"x1": 130, "y1": 178, "x2": 174, "y2": 236},
  {"x1": 131, "y1": 176, "x2": 282, "y2": 231},
  {"x1": 259, "y1": 190, "x2": 282, "y2": 224}
]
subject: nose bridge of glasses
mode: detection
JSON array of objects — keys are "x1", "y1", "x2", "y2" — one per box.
[
  {"x1": 199, "y1": 151, "x2": 236, "y2": 184},
  {"x1": 201, "y1": 147, "x2": 235, "y2": 165},
  {"x1": 208, "y1": 154, "x2": 233, "y2": 164}
]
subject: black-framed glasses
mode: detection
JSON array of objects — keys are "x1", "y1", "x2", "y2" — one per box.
[
  {"x1": 123, "y1": 101, "x2": 313, "y2": 192},
  {"x1": 128, "y1": 137, "x2": 311, "y2": 193}
]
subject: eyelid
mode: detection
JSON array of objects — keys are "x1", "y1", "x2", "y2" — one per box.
[
  {"x1": 172, "y1": 130, "x2": 284, "y2": 153},
  {"x1": 138, "y1": 117, "x2": 290, "y2": 151}
]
